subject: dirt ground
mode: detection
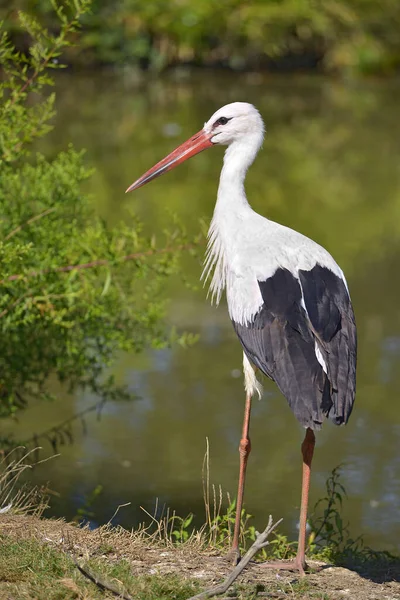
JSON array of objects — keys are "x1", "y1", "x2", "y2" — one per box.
[{"x1": 1, "y1": 514, "x2": 399, "y2": 600}]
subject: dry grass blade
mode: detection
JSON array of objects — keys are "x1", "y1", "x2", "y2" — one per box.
[
  {"x1": 0, "y1": 447, "x2": 55, "y2": 517},
  {"x1": 107, "y1": 502, "x2": 132, "y2": 524},
  {"x1": 203, "y1": 437, "x2": 211, "y2": 532},
  {"x1": 135, "y1": 439, "x2": 240, "y2": 551}
]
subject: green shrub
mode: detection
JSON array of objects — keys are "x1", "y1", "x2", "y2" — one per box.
[{"x1": 0, "y1": 1, "x2": 199, "y2": 433}]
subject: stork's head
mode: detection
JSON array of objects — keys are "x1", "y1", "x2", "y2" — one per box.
[
  {"x1": 126, "y1": 102, "x2": 264, "y2": 192},
  {"x1": 204, "y1": 102, "x2": 264, "y2": 146}
]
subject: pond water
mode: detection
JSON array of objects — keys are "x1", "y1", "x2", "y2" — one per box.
[{"x1": 6, "y1": 70, "x2": 400, "y2": 553}]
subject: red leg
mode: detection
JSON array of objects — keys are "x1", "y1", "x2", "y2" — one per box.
[
  {"x1": 296, "y1": 427, "x2": 315, "y2": 571},
  {"x1": 230, "y1": 392, "x2": 252, "y2": 564},
  {"x1": 261, "y1": 428, "x2": 316, "y2": 575}
]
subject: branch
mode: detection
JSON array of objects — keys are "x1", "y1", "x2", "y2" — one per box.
[
  {"x1": 0, "y1": 292, "x2": 31, "y2": 319},
  {"x1": 5, "y1": 208, "x2": 56, "y2": 241},
  {"x1": 0, "y1": 242, "x2": 200, "y2": 285},
  {"x1": 187, "y1": 515, "x2": 282, "y2": 600},
  {"x1": 21, "y1": 400, "x2": 105, "y2": 449},
  {"x1": 72, "y1": 556, "x2": 134, "y2": 600}
]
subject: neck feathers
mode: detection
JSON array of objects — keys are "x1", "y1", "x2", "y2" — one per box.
[{"x1": 201, "y1": 215, "x2": 227, "y2": 304}]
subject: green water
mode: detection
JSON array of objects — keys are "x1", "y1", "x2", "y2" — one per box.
[{"x1": 7, "y1": 71, "x2": 400, "y2": 552}]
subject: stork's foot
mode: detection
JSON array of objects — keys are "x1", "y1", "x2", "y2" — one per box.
[
  {"x1": 226, "y1": 547, "x2": 241, "y2": 566},
  {"x1": 260, "y1": 557, "x2": 310, "y2": 576}
]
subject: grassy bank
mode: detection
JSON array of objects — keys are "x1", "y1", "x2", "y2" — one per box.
[
  {"x1": 1, "y1": 513, "x2": 399, "y2": 600},
  {"x1": 1, "y1": 453, "x2": 399, "y2": 599}
]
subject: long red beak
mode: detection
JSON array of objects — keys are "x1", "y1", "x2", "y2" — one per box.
[{"x1": 126, "y1": 129, "x2": 213, "y2": 193}]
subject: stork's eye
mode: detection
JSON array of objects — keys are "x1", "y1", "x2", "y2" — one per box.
[{"x1": 214, "y1": 116, "x2": 231, "y2": 127}]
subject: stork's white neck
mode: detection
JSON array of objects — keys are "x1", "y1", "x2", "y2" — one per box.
[
  {"x1": 215, "y1": 133, "x2": 263, "y2": 214},
  {"x1": 202, "y1": 132, "x2": 264, "y2": 304}
]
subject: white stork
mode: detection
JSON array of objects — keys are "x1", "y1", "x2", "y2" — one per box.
[{"x1": 126, "y1": 102, "x2": 357, "y2": 574}]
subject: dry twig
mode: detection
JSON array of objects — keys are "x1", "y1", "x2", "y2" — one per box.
[{"x1": 186, "y1": 515, "x2": 282, "y2": 600}]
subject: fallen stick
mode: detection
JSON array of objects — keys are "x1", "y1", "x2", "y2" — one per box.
[
  {"x1": 72, "y1": 556, "x2": 134, "y2": 600},
  {"x1": 187, "y1": 515, "x2": 282, "y2": 600}
]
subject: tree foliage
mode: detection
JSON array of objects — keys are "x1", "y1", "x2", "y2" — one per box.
[
  {"x1": 0, "y1": 0, "x2": 199, "y2": 430},
  {"x1": 2, "y1": 0, "x2": 400, "y2": 74}
]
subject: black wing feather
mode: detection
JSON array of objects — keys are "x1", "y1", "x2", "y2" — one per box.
[
  {"x1": 232, "y1": 265, "x2": 356, "y2": 430},
  {"x1": 299, "y1": 265, "x2": 357, "y2": 426}
]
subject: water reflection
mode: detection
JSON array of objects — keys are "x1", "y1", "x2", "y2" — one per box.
[{"x1": 5, "y1": 71, "x2": 400, "y2": 552}]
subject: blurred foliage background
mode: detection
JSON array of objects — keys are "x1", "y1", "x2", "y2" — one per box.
[{"x1": 1, "y1": 0, "x2": 400, "y2": 75}]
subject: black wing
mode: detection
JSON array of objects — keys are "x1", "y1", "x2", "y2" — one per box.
[{"x1": 232, "y1": 266, "x2": 356, "y2": 430}]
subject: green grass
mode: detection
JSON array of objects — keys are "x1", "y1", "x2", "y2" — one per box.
[
  {"x1": 0, "y1": 524, "x2": 399, "y2": 600},
  {"x1": 0, "y1": 537, "x2": 199, "y2": 600},
  {"x1": 0, "y1": 534, "x2": 333, "y2": 600}
]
